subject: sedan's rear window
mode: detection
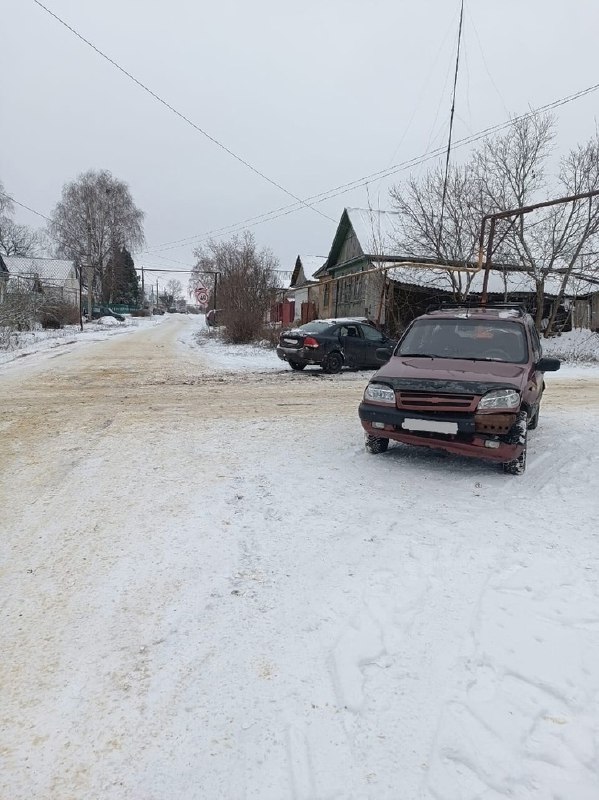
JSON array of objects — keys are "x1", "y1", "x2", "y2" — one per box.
[
  {"x1": 297, "y1": 321, "x2": 334, "y2": 333},
  {"x1": 399, "y1": 318, "x2": 528, "y2": 363}
]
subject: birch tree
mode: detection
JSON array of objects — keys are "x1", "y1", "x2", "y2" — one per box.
[{"x1": 49, "y1": 170, "x2": 145, "y2": 297}]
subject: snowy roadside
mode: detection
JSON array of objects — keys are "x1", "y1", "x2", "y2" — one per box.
[
  {"x1": 190, "y1": 323, "x2": 599, "y2": 380},
  {"x1": 0, "y1": 314, "x2": 166, "y2": 370},
  {"x1": 542, "y1": 328, "x2": 599, "y2": 363}
]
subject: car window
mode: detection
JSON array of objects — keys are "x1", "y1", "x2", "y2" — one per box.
[
  {"x1": 298, "y1": 321, "x2": 334, "y2": 334},
  {"x1": 361, "y1": 324, "x2": 384, "y2": 342},
  {"x1": 529, "y1": 323, "x2": 542, "y2": 360},
  {"x1": 339, "y1": 325, "x2": 361, "y2": 338},
  {"x1": 398, "y1": 318, "x2": 529, "y2": 363}
]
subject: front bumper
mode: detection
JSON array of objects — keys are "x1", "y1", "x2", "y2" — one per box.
[{"x1": 358, "y1": 402, "x2": 523, "y2": 463}]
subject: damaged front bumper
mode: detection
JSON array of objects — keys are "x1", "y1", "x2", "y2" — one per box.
[{"x1": 358, "y1": 402, "x2": 524, "y2": 462}]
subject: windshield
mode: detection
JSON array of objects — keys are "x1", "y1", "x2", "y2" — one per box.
[{"x1": 398, "y1": 318, "x2": 529, "y2": 363}]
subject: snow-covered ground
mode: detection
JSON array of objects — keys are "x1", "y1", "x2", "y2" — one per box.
[
  {"x1": 1, "y1": 315, "x2": 599, "y2": 799},
  {"x1": 0, "y1": 313, "x2": 166, "y2": 369},
  {"x1": 542, "y1": 328, "x2": 599, "y2": 363}
]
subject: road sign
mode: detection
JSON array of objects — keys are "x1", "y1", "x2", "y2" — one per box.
[{"x1": 196, "y1": 290, "x2": 208, "y2": 304}]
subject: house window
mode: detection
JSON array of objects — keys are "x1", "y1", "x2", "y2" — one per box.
[{"x1": 323, "y1": 283, "x2": 330, "y2": 307}]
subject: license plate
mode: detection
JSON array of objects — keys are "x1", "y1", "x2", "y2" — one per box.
[
  {"x1": 283, "y1": 338, "x2": 297, "y2": 345},
  {"x1": 402, "y1": 418, "x2": 458, "y2": 435}
]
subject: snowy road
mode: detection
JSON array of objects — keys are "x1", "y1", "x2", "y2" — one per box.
[{"x1": 1, "y1": 315, "x2": 599, "y2": 799}]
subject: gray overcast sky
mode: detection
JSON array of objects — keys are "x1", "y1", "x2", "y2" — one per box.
[{"x1": 2, "y1": 0, "x2": 599, "y2": 290}]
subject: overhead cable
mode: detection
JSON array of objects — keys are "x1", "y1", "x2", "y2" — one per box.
[{"x1": 30, "y1": 0, "x2": 335, "y2": 223}]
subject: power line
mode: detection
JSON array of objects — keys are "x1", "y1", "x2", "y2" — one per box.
[
  {"x1": 30, "y1": 0, "x2": 335, "y2": 224},
  {"x1": 5, "y1": 78, "x2": 599, "y2": 270},
  {"x1": 143, "y1": 77, "x2": 599, "y2": 256}
]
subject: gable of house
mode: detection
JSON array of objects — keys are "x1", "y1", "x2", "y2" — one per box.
[
  {"x1": 322, "y1": 208, "x2": 403, "y2": 277},
  {"x1": 291, "y1": 255, "x2": 326, "y2": 287}
]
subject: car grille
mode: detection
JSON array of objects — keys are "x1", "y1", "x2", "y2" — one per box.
[{"x1": 396, "y1": 391, "x2": 477, "y2": 413}]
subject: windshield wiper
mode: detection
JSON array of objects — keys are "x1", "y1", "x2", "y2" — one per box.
[{"x1": 399, "y1": 353, "x2": 450, "y2": 359}]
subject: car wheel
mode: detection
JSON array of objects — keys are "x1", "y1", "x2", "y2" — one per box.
[
  {"x1": 365, "y1": 434, "x2": 389, "y2": 454},
  {"x1": 289, "y1": 361, "x2": 306, "y2": 371},
  {"x1": 502, "y1": 411, "x2": 527, "y2": 475},
  {"x1": 322, "y1": 351, "x2": 343, "y2": 374},
  {"x1": 528, "y1": 405, "x2": 540, "y2": 430}
]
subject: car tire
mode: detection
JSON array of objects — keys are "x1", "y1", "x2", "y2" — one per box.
[
  {"x1": 289, "y1": 361, "x2": 306, "y2": 371},
  {"x1": 502, "y1": 411, "x2": 527, "y2": 475},
  {"x1": 365, "y1": 434, "x2": 389, "y2": 454},
  {"x1": 322, "y1": 351, "x2": 343, "y2": 374},
  {"x1": 528, "y1": 405, "x2": 540, "y2": 430}
]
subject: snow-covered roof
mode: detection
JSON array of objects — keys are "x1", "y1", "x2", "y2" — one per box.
[
  {"x1": 4, "y1": 256, "x2": 76, "y2": 283},
  {"x1": 275, "y1": 269, "x2": 294, "y2": 290},
  {"x1": 297, "y1": 255, "x2": 326, "y2": 283},
  {"x1": 345, "y1": 208, "x2": 402, "y2": 257},
  {"x1": 386, "y1": 264, "x2": 599, "y2": 297}
]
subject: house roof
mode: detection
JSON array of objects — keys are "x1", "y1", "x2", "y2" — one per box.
[
  {"x1": 3, "y1": 256, "x2": 76, "y2": 283},
  {"x1": 386, "y1": 264, "x2": 599, "y2": 297},
  {"x1": 291, "y1": 255, "x2": 326, "y2": 287},
  {"x1": 318, "y1": 207, "x2": 403, "y2": 278},
  {"x1": 345, "y1": 208, "x2": 402, "y2": 257}
]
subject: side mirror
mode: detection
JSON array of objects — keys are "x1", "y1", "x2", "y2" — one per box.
[
  {"x1": 376, "y1": 347, "x2": 392, "y2": 362},
  {"x1": 536, "y1": 357, "x2": 560, "y2": 372}
]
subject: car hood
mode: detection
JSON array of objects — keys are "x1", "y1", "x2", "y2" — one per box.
[{"x1": 374, "y1": 356, "x2": 529, "y2": 393}]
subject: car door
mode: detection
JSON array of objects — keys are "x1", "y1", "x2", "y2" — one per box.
[
  {"x1": 528, "y1": 322, "x2": 544, "y2": 411},
  {"x1": 358, "y1": 323, "x2": 389, "y2": 366},
  {"x1": 338, "y1": 324, "x2": 370, "y2": 367}
]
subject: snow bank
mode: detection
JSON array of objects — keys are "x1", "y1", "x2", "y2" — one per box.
[
  {"x1": 95, "y1": 315, "x2": 122, "y2": 326},
  {"x1": 194, "y1": 329, "x2": 282, "y2": 372},
  {"x1": 543, "y1": 329, "x2": 599, "y2": 363}
]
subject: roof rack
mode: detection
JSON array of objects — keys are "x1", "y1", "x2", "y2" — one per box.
[{"x1": 425, "y1": 301, "x2": 528, "y2": 317}]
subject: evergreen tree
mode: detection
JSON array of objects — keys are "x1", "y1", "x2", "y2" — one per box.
[{"x1": 103, "y1": 246, "x2": 140, "y2": 305}]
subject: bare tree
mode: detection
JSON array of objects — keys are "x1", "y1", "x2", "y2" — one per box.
[
  {"x1": 48, "y1": 170, "x2": 145, "y2": 298},
  {"x1": 166, "y1": 279, "x2": 182, "y2": 300},
  {"x1": 477, "y1": 116, "x2": 599, "y2": 333},
  {"x1": 192, "y1": 231, "x2": 279, "y2": 343},
  {"x1": 389, "y1": 162, "x2": 486, "y2": 298},
  {"x1": 0, "y1": 220, "x2": 44, "y2": 257},
  {"x1": 159, "y1": 279, "x2": 183, "y2": 308},
  {"x1": 0, "y1": 179, "x2": 14, "y2": 218},
  {"x1": 0, "y1": 178, "x2": 44, "y2": 257},
  {"x1": 390, "y1": 113, "x2": 599, "y2": 333}
]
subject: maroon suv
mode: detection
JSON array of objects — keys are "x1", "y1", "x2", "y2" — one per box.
[{"x1": 358, "y1": 305, "x2": 560, "y2": 474}]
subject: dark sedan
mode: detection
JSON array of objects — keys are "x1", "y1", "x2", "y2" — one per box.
[{"x1": 276, "y1": 318, "x2": 396, "y2": 373}]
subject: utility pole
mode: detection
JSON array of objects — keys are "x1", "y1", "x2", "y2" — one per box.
[
  {"x1": 141, "y1": 265, "x2": 145, "y2": 308},
  {"x1": 78, "y1": 261, "x2": 84, "y2": 331},
  {"x1": 86, "y1": 220, "x2": 93, "y2": 322},
  {"x1": 478, "y1": 187, "x2": 599, "y2": 304}
]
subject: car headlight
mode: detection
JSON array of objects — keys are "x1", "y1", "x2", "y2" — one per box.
[
  {"x1": 364, "y1": 383, "x2": 395, "y2": 404},
  {"x1": 477, "y1": 389, "x2": 520, "y2": 410}
]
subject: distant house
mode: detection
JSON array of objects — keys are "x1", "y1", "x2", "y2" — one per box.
[
  {"x1": 307, "y1": 207, "x2": 599, "y2": 333},
  {"x1": 2, "y1": 256, "x2": 79, "y2": 305},
  {"x1": 287, "y1": 255, "x2": 326, "y2": 324},
  {"x1": 312, "y1": 207, "x2": 407, "y2": 322}
]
